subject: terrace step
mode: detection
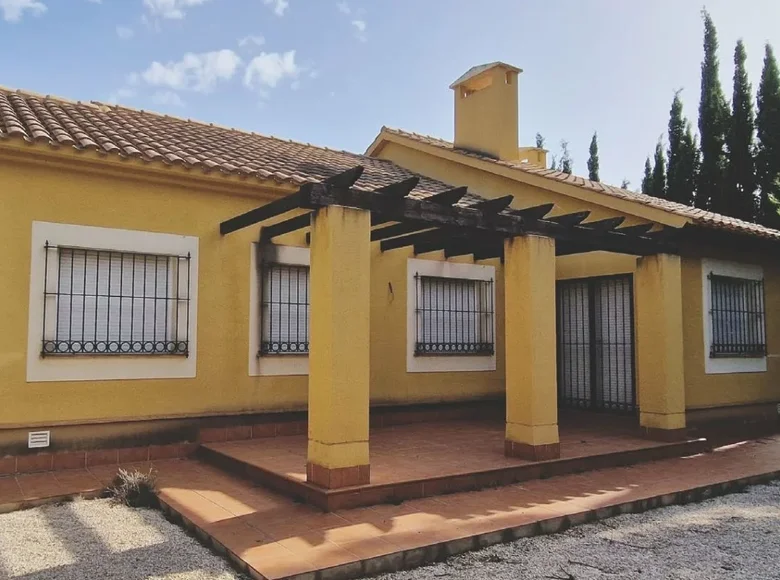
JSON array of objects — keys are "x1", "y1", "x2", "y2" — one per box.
[{"x1": 196, "y1": 434, "x2": 709, "y2": 512}]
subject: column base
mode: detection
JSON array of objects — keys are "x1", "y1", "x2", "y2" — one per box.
[
  {"x1": 640, "y1": 427, "x2": 689, "y2": 442},
  {"x1": 505, "y1": 440, "x2": 561, "y2": 461},
  {"x1": 306, "y1": 462, "x2": 370, "y2": 489}
]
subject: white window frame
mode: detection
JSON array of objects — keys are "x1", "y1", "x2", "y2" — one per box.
[
  {"x1": 406, "y1": 258, "x2": 496, "y2": 373},
  {"x1": 701, "y1": 258, "x2": 767, "y2": 375},
  {"x1": 248, "y1": 244, "x2": 310, "y2": 377},
  {"x1": 27, "y1": 221, "x2": 198, "y2": 382}
]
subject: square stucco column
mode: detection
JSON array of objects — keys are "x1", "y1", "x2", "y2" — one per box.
[
  {"x1": 306, "y1": 205, "x2": 371, "y2": 488},
  {"x1": 635, "y1": 253, "x2": 687, "y2": 441},
  {"x1": 504, "y1": 235, "x2": 560, "y2": 460}
]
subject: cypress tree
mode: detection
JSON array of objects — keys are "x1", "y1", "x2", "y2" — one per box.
[
  {"x1": 667, "y1": 91, "x2": 699, "y2": 206},
  {"x1": 680, "y1": 123, "x2": 700, "y2": 206},
  {"x1": 726, "y1": 40, "x2": 757, "y2": 221},
  {"x1": 651, "y1": 139, "x2": 667, "y2": 199},
  {"x1": 559, "y1": 140, "x2": 573, "y2": 174},
  {"x1": 641, "y1": 157, "x2": 653, "y2": 195},
  {"x1": 697, "y1": 9, "x2": 730, "y2": 211},
  {"x1": 587, "y1": 132, "x2": 600, "y2": 181},
  {"x1": 757, "y1": 44, "x2": 780, "y2": 227}
]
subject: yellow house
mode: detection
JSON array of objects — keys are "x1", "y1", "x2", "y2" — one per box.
[{"x1": 0, "y1": 61, "x2": 778, "y2": 489}]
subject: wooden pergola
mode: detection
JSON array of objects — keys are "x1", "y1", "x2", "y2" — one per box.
[
  {"x1": 219, "y1": 165, "x2": 685, "y2": 489},
  {"x1": 219, "y1": 166, "x2": 678, "y2": 257}
]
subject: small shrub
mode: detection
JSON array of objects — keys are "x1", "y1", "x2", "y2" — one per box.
[{"x1": 107, "y1": 467, "x2": 159, "y2": 509}]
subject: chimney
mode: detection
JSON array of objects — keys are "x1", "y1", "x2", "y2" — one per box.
[{"x1": 450, "y1": 62, "x2": 546, "y2": 167}]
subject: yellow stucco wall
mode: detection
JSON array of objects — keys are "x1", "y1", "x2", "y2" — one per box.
[
  {"x1": 680, "y1": 248, "x2": 780, "y2": 410},
  {"x1": 0, "y1": 146, "x2": 504, "y2": 434},
  {"x1": 376, "y1": 139, "x2": 780, "y2": 416}
]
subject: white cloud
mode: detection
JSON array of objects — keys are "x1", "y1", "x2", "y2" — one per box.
[
  {"x1": 107, "y1": 87, "x2": 136, "y2": 104},
  {"x1": 244, "y1": 50, "x2": 299, "y2": 90},
  {"x1": 336, "y1": 1, "x2": 349, "y2": 14},
  {"x1": 0, "y1": 0, "x2": 46, "y2": 22},
  {"x1": 263, "y1": 0, "x2": 287, "y2": 16},
  {"x1": 351, "y1": 19, "x2": 366, "y2": 41},
  {"x1": 116, "y1": 25, "x2": 134, "y2": 39},
  {"x1": 143, "y1": 0, "x2": 210, "y2": 20},
  {"x1": 238, "y1": 34, "x2": 265, "y2": 48},
  {"x1": 141, "y1": 49, "x2": 242, "y2": 92},
  {"x1": 152, "y1": 90, "x2": 186, "y2": 107}
]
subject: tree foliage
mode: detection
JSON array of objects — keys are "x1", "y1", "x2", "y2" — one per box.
[
  {"x1": 757, "y1": 44, "x2": 780, "y2": 227},
  {"x1": 667, "y1": 91, "x2": 699, "y2": 206},
  {"x1": 697, "y1": 9, "x2": 730, "y2": 211},
  {"x1": 726, "y1": 39, "x2": 757, "y2": 221},
  {"x1": 651, "y1": 139, "x2": 667, "y2": 198},
  {"x1": 559, "y1": 140, "x2": 573, "y2": 174},
  {"x1": 641, "y1": 157, "x2": 653, "y2": 195},
  {"x1": 587, "y1": 132, "x2": 600, "y2": 181}
]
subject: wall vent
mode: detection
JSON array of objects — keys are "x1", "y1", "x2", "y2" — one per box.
[{"x1": 28, "y1": 431, "x2": 51, "y2": 449}]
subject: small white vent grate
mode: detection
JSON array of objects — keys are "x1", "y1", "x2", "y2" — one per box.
[{"x1": 28, "y1": 431, "x2": 50, "y2": 449}]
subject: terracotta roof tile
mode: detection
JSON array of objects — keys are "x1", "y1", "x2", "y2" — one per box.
[
  {"x1": 0, "y1": 87, "x2": 469, "y2": 203},
  {"x1": 380, "y1": 127, "x2": 780, "y2": 242}
]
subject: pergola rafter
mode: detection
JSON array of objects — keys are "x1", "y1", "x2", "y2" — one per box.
[{"x1": 218, "y1": 165, "x2": 678, "y2": 257}]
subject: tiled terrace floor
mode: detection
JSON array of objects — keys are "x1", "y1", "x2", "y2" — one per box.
[
  {"x1": 1, "y1": 435, "x2": 779, "y2": 579},
  {"x1": 204, "y1": 417, "x2": 664, "y2": 485}
]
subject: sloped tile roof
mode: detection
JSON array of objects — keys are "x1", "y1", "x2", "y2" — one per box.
[
  {"x1": 380, "y1": 127, "x2": 780, "y2": 242},
  {"x1": 0, "y1": 87, "x2": 482, "y2": 204}
]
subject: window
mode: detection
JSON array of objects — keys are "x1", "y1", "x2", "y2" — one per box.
[
  {"x1": 261, "y1": 262, "x2": 310, "y2": 355},
  {"x1": 414, "y1": 274, "x2": 494, "y2": 355},
  {"x1": 41, "y1": 244, "x2": 191, "y2": 356},
  {"x1": 709, "y1": 273, "x2": 766, "y2": 358}
]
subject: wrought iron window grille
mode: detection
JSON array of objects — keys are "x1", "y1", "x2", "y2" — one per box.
[
  {"x1": 41, "y1": 243, "x2": 191, "y2": 356},
  {"x1": 708, "y1": 273, "x2": 766, "y2": 358},
  {"x1": 260, "y1": 262, "x2": 310, "y2": 356},
  {"x1": 414, "y1": 274, "x2": 494, "y2": 356}
]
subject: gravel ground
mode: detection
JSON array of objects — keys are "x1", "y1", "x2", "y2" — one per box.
[
  {"x1": 0, "y1": 498, "x2": 243, "y2": 579},
  {"x1": 375, "y1": 481, "x2": 780, "y2": 580}
]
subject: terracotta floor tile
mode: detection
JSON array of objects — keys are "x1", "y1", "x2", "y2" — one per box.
[
  {"x1": 243, "y1": 542, "x2": 317, "y2": 580},
  {"x1": 339, "y1": 536, "x2": 400, "y2": 559},
  {"x1": 16, "y1": 473, "x2": 63, "y2": 500},
  {"x1": 53, "y1": 469, "x2": 102, "y2": 494},
  {"x1": 0, "y1": 477, "x2": 22, "y2": 504}
]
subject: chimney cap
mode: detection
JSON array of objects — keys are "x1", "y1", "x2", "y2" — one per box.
[{"x1": 449, "y1": 62, "x2": 523, "y2": 89}]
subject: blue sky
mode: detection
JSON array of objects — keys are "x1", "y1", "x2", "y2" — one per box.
[{"x1": 1, "y1": 0, "x2": 779, "y2": 188}]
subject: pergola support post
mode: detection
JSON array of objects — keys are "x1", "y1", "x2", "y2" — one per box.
[
  {"x1": 307, "y1": 205, "x2": 371, "y2": 488},
  {"x1": 635, "y1": 253, "x2": 687, "y2": 440},
  {"x1": 504, "y1": 234, "x2": 560, "y2": 460}
]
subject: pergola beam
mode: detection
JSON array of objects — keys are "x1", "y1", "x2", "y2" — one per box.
[
  {"x1": 381, "y1": 228, "x2": 451, "y2": 252},
  {"x1": 617, "y1": 223, "x2": 655, "y2": 236},
  {"x1": 324, "y1": 165, "x2": 365, "y2": 188},
  {"x1": 510, "y1": 203, "x2": 555, "y2": 220},
  {"x1": 472, "y1": 195, "x2": 514, "y2": 214},
  {"x1": 260, "y1": 213, "x2": 311, "y2": 242},
  {"x1": 220, "y1": 191, "x2": 301, "y2": 235},
  {"x1": 583, "y1": 216, "x2": 625, "y2": 231},
  {"x1": 373, "y1": 176, "x2": 420, "y2": 198},
  {"x1": 546, "y1": 211, "x2": 591, "y2": 227},
  {"x1": 219, "y1": 166, "x2": 364, "y2": 235},
  {"x1": 370, "y1": 221, "x2": 434, "y2": 241},
  {"x1": 425, "y1": 186, "x2": 469, "y2": 206}
]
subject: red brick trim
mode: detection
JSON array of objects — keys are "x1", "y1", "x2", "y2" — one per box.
[
  {"x1": 641, "y1": 427, "x2": 689, "y2": 442},
  {"x1": 2, "y1": 442, "x2": 197, "y2": 476},
  {"x1": 504, "y1": 440, "x2": 561, "y2": 461},
  {"x1": 306, "y1": 462, "x2": 370, "y2": 489}
]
